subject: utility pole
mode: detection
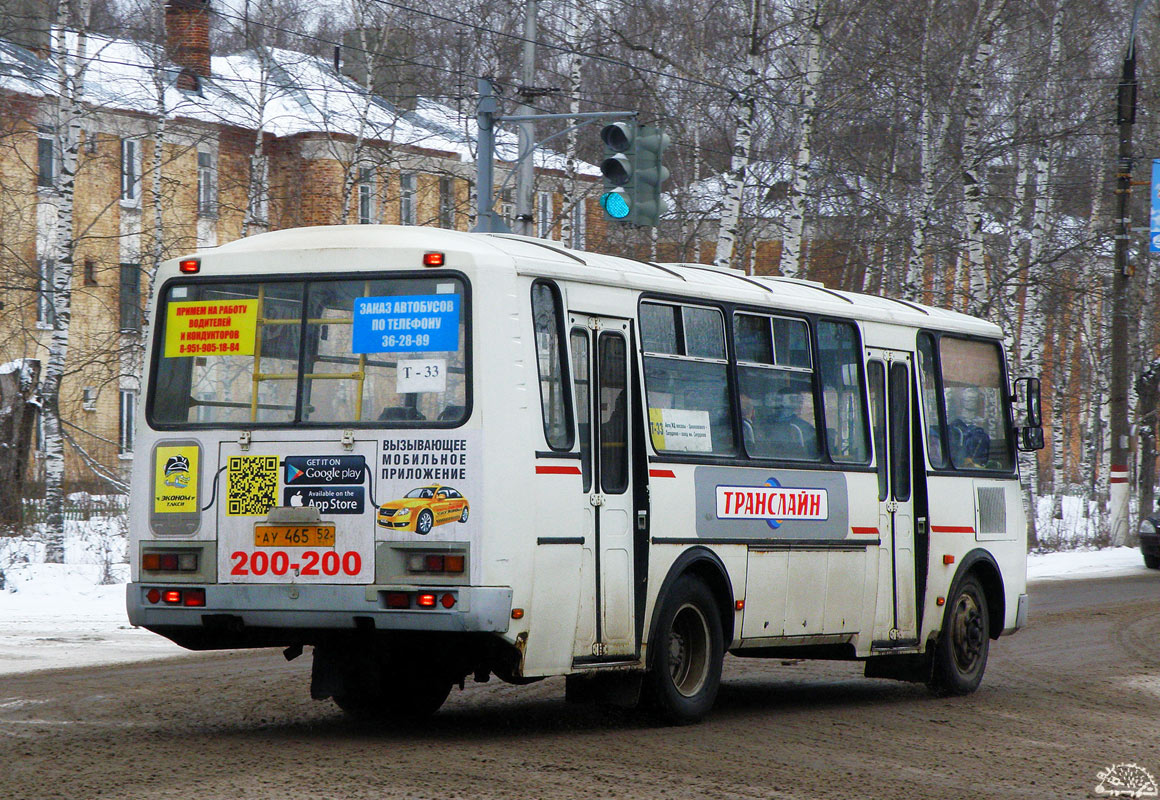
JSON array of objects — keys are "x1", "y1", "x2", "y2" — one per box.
[
  {"x1": 1109, "y1": 0, "x2": 1152, "y2": 546},
  {"x1": 474, "y1": 78, "x2": 510, "y2": 234},
  {"x1": 513, "y1": 0, "x2": 538, "y2": 237}
]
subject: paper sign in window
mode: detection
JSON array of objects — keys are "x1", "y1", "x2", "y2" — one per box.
[
  {"x1": 164, "y1": 300, "x2": 257, "y2": 357},
  {"x1": 352, "y1": 294, "x2": 460, "y2": 353},
  {"x1": 648, "y1": 407, "x2": 712, "y2": 452},
  {"x1": 396, "y1": 359, "x2": 447, "y2": 393}
]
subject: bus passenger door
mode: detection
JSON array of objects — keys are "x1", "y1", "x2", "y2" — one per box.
[
  {"x1": 867, "y1": 351, "x2": 919, "y2": 646},
  {"x1": 569, "y1": 315, "x2": 637, "y2": 661}
]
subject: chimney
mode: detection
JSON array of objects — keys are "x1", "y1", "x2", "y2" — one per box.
[
  {"x1": 165, "y1": 0, "x2": 211, "y2": 90},
  {"x1": 1, "y1": 0, "x2": 52, "y2": 56}
]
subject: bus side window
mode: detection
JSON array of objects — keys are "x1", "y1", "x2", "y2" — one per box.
[
  {"x1": 917, "y1": 332, "x2": 948, "y2": 469},
  {"x1": 817, "y1": 320, "x2": 870, "y2": 464},
  {"x1": 531, "y1": 281, "x2": 573, "y2": 450},
  {"x1": 641, "y1": 302, "x2": 735, "y2": 456}
]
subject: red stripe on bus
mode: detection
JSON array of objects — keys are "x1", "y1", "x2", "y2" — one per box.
[
  {"x1": 649, "y1": 469, "x2": 676, "y2": 478},
  {"x1": 850, "y1": 527, "x2": 879, "y2": 535},
  {"x1": 930, "y1": 525, "x2": 975, "y2": 534},
  {"x1": 535, "y1": 465, "x2": 581, "y2": 475}
]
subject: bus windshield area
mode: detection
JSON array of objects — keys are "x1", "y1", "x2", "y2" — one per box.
[{"x1": 148, "y1": 275, "x2": 468, "y2": 427}]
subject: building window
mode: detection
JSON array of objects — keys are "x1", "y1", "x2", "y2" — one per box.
[
  {"x1": 537, "y1": 191, "x2": 552, "y2": 239},
  {"x1": 571, "y1": 202, "x2": 586, "y2": 249},
  {"x1": 37, "y1": 127, "x2": 54, "y2": 188},
  {"x1": 119, "y1": 390, "x2": 136, "y2": 455},
  {"x1": 83, "y1": 258, "x2": 97, "y2": 286},
  {"x1": 197, "y1": 150, "x2": 216, "y2": 216},
  {"x1": 120, "y1": 138, "x2": 139, "y2": 201},
  {"x1": 358, "y1": 167, "x2": 376, "y2": 224},
  {"x1": 439, "y1": 177, "x2": 455, "y2": 229},
  {"x1": 82, "y1": 387, "x2": 97, "y2": 411},
  {"x1": 120, "y1": 263, "x2": 141, "y2": 333},
  {"x1": 399, "y1": 172, "x2": 416, "y2": 225},
  {"x1": 37, "y1": 258, "x2": 55, "y2": 326}
]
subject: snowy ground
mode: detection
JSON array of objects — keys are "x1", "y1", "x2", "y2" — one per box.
[{"x1": 0, "y1": 532, "x2": 1151, "y2": 676}]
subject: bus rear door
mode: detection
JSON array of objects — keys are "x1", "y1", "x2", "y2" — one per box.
[
  {"x1": 867, "y1": 350, "x2": 919, "y2": 647},
  {"x1": 569, "y1": 315, "x2": 637, "y2": 661}
]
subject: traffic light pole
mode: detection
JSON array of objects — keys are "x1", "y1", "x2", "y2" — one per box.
[{"x1": 472, "y1": 76, "x2": 634, "y2": 233}]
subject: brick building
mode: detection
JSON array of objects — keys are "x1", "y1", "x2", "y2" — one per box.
[{"x1": 0, "y1": 0, "x2": 603, "y2": 492}]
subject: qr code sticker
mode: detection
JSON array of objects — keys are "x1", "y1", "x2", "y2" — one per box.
[{"x1": 227, "y1": 456, "x2": 279, "y2": 516}]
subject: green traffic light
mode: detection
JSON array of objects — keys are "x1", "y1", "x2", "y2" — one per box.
[{"x1": 601, "y1": 192, "x2": 631, "y2": 219}]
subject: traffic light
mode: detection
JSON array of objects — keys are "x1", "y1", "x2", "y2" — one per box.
[{"x1": 599, "y1": 122, "x2": 670, "y2": 227}]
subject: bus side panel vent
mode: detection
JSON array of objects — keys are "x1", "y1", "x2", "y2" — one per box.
[{"x1": 976, "y1": 487, "x2": 1006, "y2": 535}]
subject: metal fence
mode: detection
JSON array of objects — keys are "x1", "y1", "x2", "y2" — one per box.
[{"x1": 20, "y1": 495, "x2": 129, "y2": 524}]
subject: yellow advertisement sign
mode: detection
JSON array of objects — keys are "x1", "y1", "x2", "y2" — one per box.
[
  {"x1": 154, "y1": 445, "x2": 199, "y2": 513},
  {"x1": 164, "y1": 299, "x2": 258, "y2": 358}
]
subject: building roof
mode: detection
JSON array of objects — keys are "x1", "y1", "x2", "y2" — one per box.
[{"x1": 0, "y1": 31, "x2": 599, "y2": 175}]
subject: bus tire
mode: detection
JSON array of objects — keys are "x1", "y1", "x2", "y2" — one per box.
[
  {"x1": 644, "y1": 574, "x2": 723, "y2": 724},
  {"x1": 416, "y1": 509, "x2": 434, "y2": 535},
  {"x1": 335, "y1": 665, "x2": 452, "y2": 721},
  {"x1": 928, "y1": 573, "x2": 989, "y2": 696},
  {"x1": 1144, "y1": 553, "x2": 1160, "y2": 570}
]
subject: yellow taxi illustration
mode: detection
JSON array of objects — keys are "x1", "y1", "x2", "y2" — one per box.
[{"x1": 377, "y1": 485, "x2": 470, "y2": 534}]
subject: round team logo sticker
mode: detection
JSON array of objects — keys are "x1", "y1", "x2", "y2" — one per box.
[{"x1": 1095, "y1": 764, "x2": 1159, "y2": 798}]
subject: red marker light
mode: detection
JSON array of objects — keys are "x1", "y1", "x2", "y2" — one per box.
[
  {"x1": 142, "y1": 553, "x2": 161, "y2": 571},
  {"x1": 440, "y1": 593, "x2": 456, "y2": 609},
  {"x1": 146, "y1": 588, "x2": 161, "y2": 604},
  {"x1": 416, "y1": 592, "x2": 437, "y2": 608},
  {"x1": 183, "y1": 589, "x2": 206, "y2": 607},
  {"x1": 443, "y1": 555, "x2": 465, "y2": 574},
  {"x1": 425, "y1": 554, "x2": 445, "y2": 572},
  {"x1": 179, "y1": 258, "x2": 200, "y2": 274},
  {"x1": 159, "y1": 554, "x2": 179, "y2": 571},
  {"x1": 422, "y1": 252, "x2": 445, "y2": 267},
  {"x1": 384, "y1": 592, "x2": 410, "y2": 609},
  {"x1": 162, "y1": 590, "x2": 182, "y2": 605}
]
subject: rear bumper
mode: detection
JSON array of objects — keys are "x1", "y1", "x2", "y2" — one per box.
[{"x1": 127, "y1": 583, "x2": 512, "y2": 636}]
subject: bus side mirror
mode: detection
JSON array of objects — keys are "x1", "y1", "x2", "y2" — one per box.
[
  {"x1": 1017, "y1": 426, "x2": 1044, "y2": 451},
  {"x1": 1014, "y1": 377, "x2": 1044, "y2": 451}
]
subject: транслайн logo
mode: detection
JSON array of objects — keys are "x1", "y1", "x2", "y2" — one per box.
[{"x1": 715, "y1": 477, "x2": 828, "y2": 531}]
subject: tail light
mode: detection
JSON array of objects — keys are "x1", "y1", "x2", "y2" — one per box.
[
  {"x1": 146, "y1": 587, "x2": 206, "y2": 606},
  {"x1": 406, "y1": 552, "x2": 466, "y2": 574},
  {"x1": 142, "y1": 551, "x2": 199, "y2": 572}
]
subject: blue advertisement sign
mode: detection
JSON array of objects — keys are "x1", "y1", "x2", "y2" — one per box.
[
  {"x1": 1151, "y1": 160, "x2": 1160, "y2": 253},
  {"x1": 352, "y1": 295, "x2": 460, "y2": 353}
]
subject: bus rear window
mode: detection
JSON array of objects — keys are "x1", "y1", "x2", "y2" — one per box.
[{"x1": 149, "y1": 275, "x2": 469, "y2": 427}]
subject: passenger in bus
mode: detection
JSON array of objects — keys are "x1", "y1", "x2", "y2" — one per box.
[
  {"x1": 947, "y1": 387, "x2": 990, "y2": 468},
  {"x1": 768, "y1": 388, "x2": 817, "y2": 458},
  {"x1": 740, "y1": 392, "x2": 758, "y2": 446}
]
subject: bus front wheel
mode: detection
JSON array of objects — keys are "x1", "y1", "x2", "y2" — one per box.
[
  {"x1": 928, "y1": 573, "x2": 990, "y2": 696},
  {"x1": 644, "y1": 575, "x2": 724, "y2": 724}
]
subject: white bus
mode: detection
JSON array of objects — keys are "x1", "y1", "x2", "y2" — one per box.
[{"x1": 127, "y1": 225, "x2": 1041, "y2": 723}]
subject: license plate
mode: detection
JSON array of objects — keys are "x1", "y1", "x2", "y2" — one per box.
[{"x1": 254, "y1": 524, "x2": 336, "y2": 548}]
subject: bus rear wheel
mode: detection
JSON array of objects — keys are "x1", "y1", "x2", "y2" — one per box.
[
  {"x1": 644, "y1": 575, "x2": 723, "y2": 724},
  {"x1": 928, "y1": 573, "x2": 989, "y2": 696},
  {"x1": 335, "y1": 663, "x2": 452, "y2": 721}
]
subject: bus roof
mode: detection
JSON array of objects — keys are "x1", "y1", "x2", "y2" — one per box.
[{"x1": 179, "y1": 225, "x2": 1003, "y2": 339}]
